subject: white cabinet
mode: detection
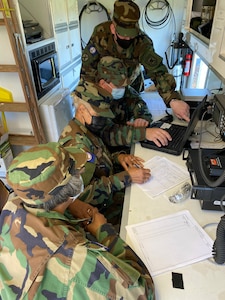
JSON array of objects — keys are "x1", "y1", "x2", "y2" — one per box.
[
  {"x1": 61, "y1": 60, "x2": 81, "y2": 91},
  {"x1": 54, "y1": 24, "x2": 81, "y2": 70},
  {"x1": 55, "y1": 28, "x2": 71, "y2": 69},
  {"x1": 50, "y1": 0, "x2": 67, "y2": 26},
  {"x1": 50, "y1": 0, "x2": 81, "y2": 91},
  {"x1": 67, "y1": 0, "x2": 79, "y2": 24}
]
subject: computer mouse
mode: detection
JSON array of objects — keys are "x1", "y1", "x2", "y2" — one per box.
[{"x1": 159, "y1": 114, "x2": 173, "y2": 123}]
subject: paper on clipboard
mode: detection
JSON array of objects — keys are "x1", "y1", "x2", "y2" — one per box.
[
  {"x1": 136, "y1": 156, "x2": 189, "y2": 197},
  {"x1": 126, "y1": 210, "x2": 213, "y2": 277}
]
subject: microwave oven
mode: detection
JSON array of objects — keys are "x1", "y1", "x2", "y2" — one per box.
[{"x1": 29, "y1": 42, "x2": 60, "y2": 100}]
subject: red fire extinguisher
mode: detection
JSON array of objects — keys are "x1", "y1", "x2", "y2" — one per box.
[{"x1": 183, "y1": 53, "x2": 192, "y2": 76}]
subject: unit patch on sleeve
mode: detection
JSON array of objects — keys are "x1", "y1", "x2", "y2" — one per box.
[
  {"x1": 88, "y1": 45, "x2": 97, "y2": 56},
  {"x1": 86, "y1": 152, "x2": 96, "y2": 163}
]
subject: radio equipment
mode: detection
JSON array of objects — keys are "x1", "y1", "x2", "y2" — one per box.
[{"x1": 212, "y1": 94, "x2": 225, "y2": 141}]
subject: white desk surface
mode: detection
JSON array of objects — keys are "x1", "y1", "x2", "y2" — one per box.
[{"x1": 120, "y1": 142, "x2": 225, "y2": 300}]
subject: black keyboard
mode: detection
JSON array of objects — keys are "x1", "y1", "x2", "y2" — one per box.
[{"x1": 165, "y1": 125, "x2": 187, "y2": 150}]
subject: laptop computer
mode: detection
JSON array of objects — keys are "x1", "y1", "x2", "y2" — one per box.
[{"x1": 140, "y1": 95, "x2": 208, "y2": 156}]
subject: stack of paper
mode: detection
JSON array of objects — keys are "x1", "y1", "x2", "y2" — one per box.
[{"x1": 126, "y1": 210, "x2": 213, "y2": 276}]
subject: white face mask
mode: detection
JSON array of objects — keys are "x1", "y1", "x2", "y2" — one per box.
[{"x1": 111, "y1": 87, "x2": 125, "y2": 99}]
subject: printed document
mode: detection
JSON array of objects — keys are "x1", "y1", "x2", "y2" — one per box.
[
  {"x1": 136, "y1": 156, "x2": 189, "y2": 197},
  {"x1": 126, "y1": 210, "x2": 213, "y2": 276}
]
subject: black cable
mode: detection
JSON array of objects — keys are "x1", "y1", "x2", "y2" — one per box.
[
  {"x1": 209, "y1": 88, "x2": 223, "y2": 94},
  {"x1": 141, "y1": 0, "x2": 177, "y2": 72},
  {"x1": 79, "y1": 1, "x2": 111, "y2": 49},
  {"x1": 165, "y1": 44, "x2": 178, "y2": 69},
  {"x1": 142, "y1": 0, "x2": 175, "y2": 30},
  {"x1": 212, "y1": 213, "x2": 225, "y2": 264}
]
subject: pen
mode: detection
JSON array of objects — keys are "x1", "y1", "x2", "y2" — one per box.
[{"x1": 133, "y1": 163, "x2": 142, "y2": 168}]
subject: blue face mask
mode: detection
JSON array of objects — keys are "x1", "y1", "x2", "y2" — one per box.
[{"x1": 111, "y1": 87, "x2": 125, "y2": 99}]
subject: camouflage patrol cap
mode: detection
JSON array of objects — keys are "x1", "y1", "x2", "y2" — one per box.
[
  {"x1": 97, "y1": 56, "x2": 129, "y2": 87},
  {"x1": 113, "y1": 0, "x2": 140, "y2": 37},
  {"x1": 73, "y1": 79, "x2": 115, "y2": 118},
  {"x1": 7, "y1": 142, "x2": 87, "y2": 202}
]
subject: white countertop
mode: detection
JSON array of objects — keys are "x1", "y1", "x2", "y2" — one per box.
[{"x1": 120, "y1": 142, "x2": 225, "y2": 300}]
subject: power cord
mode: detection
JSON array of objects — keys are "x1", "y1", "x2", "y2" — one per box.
[
  {"x1": 210, "y1": 88, "x2": 223, "y2": 93},
  {"x1": 142, "y1": 0, "x2": 176, "y2": 30}
]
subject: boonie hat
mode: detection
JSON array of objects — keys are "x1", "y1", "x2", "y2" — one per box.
[
  {"x1": 97, "y1": 56, "x2": 143, "y2": 88},
  {"x1": 113, "y1": 0, "x2": 140, "y2": 37},
  {"x1": 97, "y1": 56, "x2": 129, "y2": 87},
  {"x1": 7, "y1": 142, "x2": 87, "y2": 203},
  {"x1": 73, "y1": 79, "x2": 115, "y2": 118}
]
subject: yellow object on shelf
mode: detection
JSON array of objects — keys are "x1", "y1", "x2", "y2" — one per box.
[{"x1": 0, "y1": 87, "x2": 13, "y2": 133}]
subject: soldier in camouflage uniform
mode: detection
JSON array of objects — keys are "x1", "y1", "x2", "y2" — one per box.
[
  {"x1": 74, "y1": 78, "x2": 171, "y2": 149},
  {"x1": 97, "y1": 56, "x2": 152, "y2": 128},
  {"x1": 80, "y1": 0, "x2": 190, "y2": 123},
  {"x1": 59, "y1": 83, "x2": 151, "y2": 225},
  {"x1": 0, "y1": 142, "x2": 155, "y2": 299}
]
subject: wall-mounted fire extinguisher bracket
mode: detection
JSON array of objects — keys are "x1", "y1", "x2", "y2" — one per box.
[
  {"x1": 173, "y1": 32, "x2": 189, "y2": 49},
  {"x1": 183, "y1": 53, "x2": 192, "y2": 77}
]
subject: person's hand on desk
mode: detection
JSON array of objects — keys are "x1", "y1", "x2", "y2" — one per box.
[
  {"x1": 118, "y1": 154, "x2": 150, "y2": 183},
  {"x1": 118, "y1": 153, "x2": 144, "y2": 170},
  {"x1": 126, "y1": 118, "x2": 149, "y2": 128},
  {"x1": 127, "y1": 167, "x2": 151, "y2": 184},
  {"x1": 169, "y1": 99, "x2": 190, "y2": 122},
  {"x1": 145, "y1": 127, "x2": 172, "y2": 147}
]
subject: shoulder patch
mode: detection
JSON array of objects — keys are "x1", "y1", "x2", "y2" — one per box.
[
  {"x1": 88, "y1": 45, "x2": 97, "y2": 56},
  {"x1": 82, "y1": 53, "x2": 89, "y2": 62},
  {"x1": 86, "y1": 152, "x2": 96, "y2": 163}
]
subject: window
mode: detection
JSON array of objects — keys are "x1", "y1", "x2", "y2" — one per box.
[{"x1": 188, "y1": 53, "x2": 208, "y2": 88}]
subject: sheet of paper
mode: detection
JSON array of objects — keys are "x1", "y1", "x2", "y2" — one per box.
[
  {"x1": 136, "y1": 156, "x2": 189, "y2": 197},
  {"x1": 140, "y1": 91, "x2": 169, "y2": 121},
  {"x1": 126, "y1": 210, "x2": 213, "y2": 276}
]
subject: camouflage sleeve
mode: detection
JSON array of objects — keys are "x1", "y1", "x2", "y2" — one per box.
[
  {"x1": 100, "y1": 121, "x2": 146, "y2": 147},
  {"x1": 80, "y1": 24, "x2": 104, "y2": 83},
  {"x1": 125, "y1": 87, "x2": 153, "y2": 123},
  {"x1": 110, "y1": 151, "x2": 127, "y2": 164},
  {"x1": 97, "y1": 223, "x2": 155, "y2": 298},
  {"x1": 136, "y1": 34, "x2": 181, "y2": 105},
  {"x1": 80, "y1": 170, "x2": 132, "y2": 206}
]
